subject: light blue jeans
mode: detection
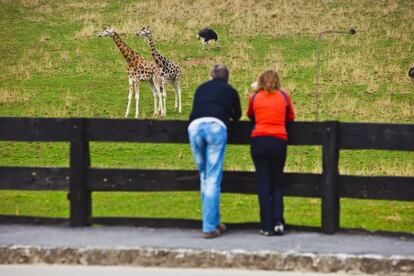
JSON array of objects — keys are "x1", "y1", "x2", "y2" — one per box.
[{"x1": 188, "y1": 119, "x2": 227, "y2": 233}]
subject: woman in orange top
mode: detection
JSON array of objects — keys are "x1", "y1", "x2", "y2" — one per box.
[{"x1": 247, "y1": 70, "x2": 295, "y2": 236}]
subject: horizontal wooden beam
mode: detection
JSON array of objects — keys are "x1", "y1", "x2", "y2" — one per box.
[
  {"x1": 2, "y1": 167, "x2": 413, "y2": 202},
  {"x1": 85, "y1": 119, "x2": 189, "y2": 143},
  {"x1": 0, "y1": 167, "x2": 69, "y2": 190},
  {"x1": 339, "y1": 175, "x2": 414, "y2": 201},
  {"x1": 286, "y1": 121, "x2": 325, "y2": 145},
  {"x1": 86, "y1": 168, "x2": 321, "y2": 197},
  {"x1": 0, "y1": 117, "x2": 323, "y2": 144},
  {"x1": 85, "y1": 119, "x2": 325, "y2": 145},
  {"x1": 0, "y1": 167, "x2": 319, "y2": 197},
  {"x1": 1, "y1": 118, "x2": 412, "y2": 151},
  {"x1": 0, "y1": 215, "x2": 68, "y2": 225},
  {"x1": 0, "y1": 117, "x2": 70, "y2": 141},
  {"x1": 340, "y1": 122, "x2": 414, "y2": 151}
]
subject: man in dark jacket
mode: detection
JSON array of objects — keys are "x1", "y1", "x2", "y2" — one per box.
[{"x1": 188, "y1": 64, "x2": 241, "y2": 239}]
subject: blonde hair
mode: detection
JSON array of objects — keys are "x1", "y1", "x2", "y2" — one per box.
[{"x1": 255, "y1": 70, "x2": 280, "y2": 93}]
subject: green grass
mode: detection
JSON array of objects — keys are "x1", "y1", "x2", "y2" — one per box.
[
  {"x1": 1, "y1": 191, "x2": 413, "y2": 233},
  {"x1": 0, "y1": 0, "x2": 413, "y2": 233}
]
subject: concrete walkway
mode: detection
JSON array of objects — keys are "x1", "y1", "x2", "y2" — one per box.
[
  {"x1": 0, "y1": 225, "x2": 413, "y2": 275},
  {"x1": 0, "y1": 265, "x2": 370, "y2": 276}
]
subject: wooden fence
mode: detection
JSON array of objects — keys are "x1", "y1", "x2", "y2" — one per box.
[{"x1": 0, "y1": 117, "x2": 413, "y2": 234}]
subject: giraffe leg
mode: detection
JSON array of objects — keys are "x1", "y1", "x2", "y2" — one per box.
[
  {"x1": 125, "y1": 77, "x2": 134, "y2": 118},
  {"x1": 161, "y1": 80, "x2": 167, "y2": 116},
  {"x1": 134, "y1": 81, "x2": 140, "y2": 119},
  {"x1": 159, "y1": 88, "x2": 164, "y2": 116},
  {"x1": 172, "y1": 78, "x2": 182, "y2": 113},
  {"x1": 153, "y1": 71, "x2": 165, "y2": 116},
  {"x1": 154, "y1": 78, "x2": 164, "y2": 116},
  {"x1": 150, "y1": 82, "x2": 158, "y2": 117},
  {"x1": 174, "y1": 86, "x2": 178, "y2": 112},
  {"x1": 153, "y1": 94, "x2": 158, "y2": 117},
  {"x1": 162, "y1": 85, "x2": 167, "y2": 116}
]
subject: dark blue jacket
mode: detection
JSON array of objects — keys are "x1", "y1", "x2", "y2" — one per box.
[{"x1": 189, "y1": 79, "x2": 242, "y2": 126}]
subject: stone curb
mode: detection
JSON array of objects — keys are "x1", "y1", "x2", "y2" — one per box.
[{"x1": 0, "y1": 246, "x2": 413, "y2": 275}]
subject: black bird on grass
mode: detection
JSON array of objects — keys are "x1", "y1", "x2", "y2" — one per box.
[
  {"x1": 197, "y1": 28, "x2": 218, "y2": 50},
  {"x1": 409, "y1": 67, "x2": 414, "y2": 81}
]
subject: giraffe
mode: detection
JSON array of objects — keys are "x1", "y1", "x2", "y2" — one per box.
[
  {"x1": 97, "y1": 27, "x2": 164, "y2": 118},
  {"x1": 136, "y1": 26, "x2": 182, "y2": 115}
]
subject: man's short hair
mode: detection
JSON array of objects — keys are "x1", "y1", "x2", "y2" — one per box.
[{"x1": 210, "y1": 64, "x2": 229, "y2": 82}]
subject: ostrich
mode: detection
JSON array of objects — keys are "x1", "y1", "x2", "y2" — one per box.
[
  {"x1": 409, "y1": 67, "x2": 414, "y2": 82},
  {"x1": 197, "y1": 28, "x2": 218, "y2": 50}
]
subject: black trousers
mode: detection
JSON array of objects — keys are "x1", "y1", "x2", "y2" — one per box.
[{"x1": 250, "y1": 136, "x2": 287, "y2": 232}]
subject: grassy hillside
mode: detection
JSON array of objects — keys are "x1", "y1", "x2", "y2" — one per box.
[{"x1": 0, "y1": 0, "x2": 413, "y2": 233}]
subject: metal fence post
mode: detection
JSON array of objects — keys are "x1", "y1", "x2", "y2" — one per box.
[
  {"x1": 69, "y1": 118, "x2": 91, "y2": 226},
  {"x1": 321, "y1": 121, "x2": 340, "y2": 234}
]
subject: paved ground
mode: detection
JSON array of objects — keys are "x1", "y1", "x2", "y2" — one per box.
[
  {"x1": 0, "y1": 225, "x2": 413, "y2": 257},
  {"x1": 0, "y1": 265, "x2": 370, "y2": 276},
  {"x1": 0, "y1": 225, "x2": 413, "y2": 274}
]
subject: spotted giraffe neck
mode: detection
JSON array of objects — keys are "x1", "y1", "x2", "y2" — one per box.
[
  {"x1": 146, "y1": 33, "x2": 164, "y2": 66},
  {"x1": 112, "y1": 32, "x2": 140, "y2": 63}
]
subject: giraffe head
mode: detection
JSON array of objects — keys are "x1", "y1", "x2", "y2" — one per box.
[
  {"x1": 97, "y1": 27, "x2": 116, "y2": 37},
  {"x1": 136, "y1": 26, "x2": 152, "y2": 38}
]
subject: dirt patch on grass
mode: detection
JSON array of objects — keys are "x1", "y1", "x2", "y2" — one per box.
[
  {"x1": 0, "y1": 88, "x2": 32, "y2": 105},
  {"x1": 181, "y1": 57, "x2": 214, "y2": 68}
]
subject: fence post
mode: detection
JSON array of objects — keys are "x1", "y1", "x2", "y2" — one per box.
[
  {"x1": 321, "y1": 121, "x2": 340, "y2": 234},
  {"x1": 69, "y1": 118, "x2": 91, "y2": 226}
]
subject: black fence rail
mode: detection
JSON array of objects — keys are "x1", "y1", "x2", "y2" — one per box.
[{"x1": 0, "y1": 117, "x2": 413, "y2": 234}]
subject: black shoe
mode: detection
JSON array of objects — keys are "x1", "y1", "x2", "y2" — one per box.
[
  {"x1": 203, "y1": 229, "x2": 221, "y2": 239},
  {"x1": 217, "y1": 223, "x2": 227, "y2": 234},
  {"x1": 274, "y1": 221, "x2": 284, "y2": 235}
]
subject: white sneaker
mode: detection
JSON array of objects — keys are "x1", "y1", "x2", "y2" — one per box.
[
  {"x1": 274, "y1": 222, "x2": 284, "y2": 235},
  {"x1": 260, "y1": 230, "x2": 274, "y2": 236}
]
